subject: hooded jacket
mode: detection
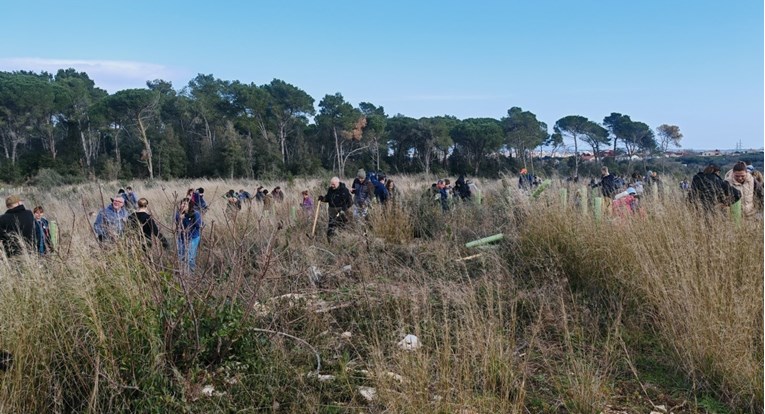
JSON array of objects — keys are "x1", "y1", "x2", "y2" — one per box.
[{"x1": 725, "y1": 169, "x2": 760, "y2": 218}]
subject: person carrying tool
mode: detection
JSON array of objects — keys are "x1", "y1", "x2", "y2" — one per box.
[{"x1": 318, "y1": 176, "x2": 353, "y2": 240}]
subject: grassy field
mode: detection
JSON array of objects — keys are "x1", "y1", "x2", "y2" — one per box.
[{"x1": 0, "y1": 176, "x2": 761, "y2": 413}]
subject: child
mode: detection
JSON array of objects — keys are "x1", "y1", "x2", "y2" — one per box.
[
  {"x1": 300, "y1": 190, "x2": 314, "y2": 215},
  {"x1": 33, "y1": 206, "x2": 53, "y2": 255}
]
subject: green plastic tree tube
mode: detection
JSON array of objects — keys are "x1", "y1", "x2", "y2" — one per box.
[{"x1": 465, "y1": 233, "x2": 504, "y2": 248}]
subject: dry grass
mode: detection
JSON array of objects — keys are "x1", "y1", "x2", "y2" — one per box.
[{"x1": 0, "y1": 176, "x2": 760, "y2": 412}]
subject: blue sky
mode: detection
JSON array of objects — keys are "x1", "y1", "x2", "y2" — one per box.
[{"x1": 1, "y1": 0, "x2": 762, "y2": 150}]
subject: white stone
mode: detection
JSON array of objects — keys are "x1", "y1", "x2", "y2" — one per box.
[
  {"x1": 398, "y1": 334, "x2": 421, "y2": 350},
  {"x1": 201, "y1": 385, "x2": 215, "y2": 397},
  {"x1": 358, "y1": 386, "x2": 376, "y2": 401},
  {"x1": 341, "y1": 331, "x2": 352, "y2": 339},
  {"x1": 385, "y1": 371, "x2": 403, "y2": 382}
]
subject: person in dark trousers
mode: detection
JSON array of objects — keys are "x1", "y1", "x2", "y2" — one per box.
[
  {"x1": 318, "y1": 176, "x2": 353, "y2": 239},
  {"x1": 127, "y1": 198, "x2": 168, "y2": 249},
  {"x1": 32, "y1": 206, "x2": 53, "y2": 255},
  {"x1": 0, "y1": 195, "x2": 35, "y2": 256},
  {"x1": 688, "y1": 163, "x2": 740, "y2": 215}
]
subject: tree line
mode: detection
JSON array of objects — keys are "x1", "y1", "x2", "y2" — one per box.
[{"x1": 0, "y1": 69, "x2": 682, "y2": 182}]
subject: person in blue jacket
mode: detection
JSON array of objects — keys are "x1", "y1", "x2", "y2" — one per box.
[
  {"x1": 175, "y1": 197, "x2": 202, "y2": 271},
  {"x1": 369, "y1": 172, "x2": 389, "y2": 205},
  {"x1": 94, "y1": 196, "x2": 128, "y2": 242}
]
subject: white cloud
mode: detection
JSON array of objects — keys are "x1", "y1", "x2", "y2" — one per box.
[
  {"x1": 0, "y1": 57, "x2": 191, "y2": 92},
  {"x1": 400, "y1": 94, "x2": 508, "y2": 102}
]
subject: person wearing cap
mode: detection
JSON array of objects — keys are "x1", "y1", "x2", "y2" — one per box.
[
  {"x1": 724, "y1": 161, "x2": 762, "y2": 219},
  {"x1": 94, "y1": 195, "x2": 129, "y2": 242},
  {"x1": 351, "y1": 169, "x2": 374, "y2": 218},
  {"x1": 688, "y1": 164, "x2": 740, "y2": 215},
  {"x1": 612, "y1": 187, "x2": 640, "y2": 218},
  {"x1": 0, "y1": 195, "x2": 35, "y2": 256}
]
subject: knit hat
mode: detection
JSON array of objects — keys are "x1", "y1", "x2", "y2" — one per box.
[{"x1": 357, "y1": 169, "x2": 366, "y2": 179}]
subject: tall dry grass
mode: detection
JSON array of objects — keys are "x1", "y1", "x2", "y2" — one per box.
[{"x1": 0, "y1": 176, "x2": 760, "y2": 412}]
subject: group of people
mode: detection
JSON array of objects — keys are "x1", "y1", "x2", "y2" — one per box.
[
  {"x1": 223, "y1": 186, "x2": 291, "y2": 216},
  {"x1": 317, "y1": 169, "x2": 398, "y2": 237},
  {"x1": 91, "y1": 188, "x2": 203, "y2": 271},
  {"x1": 0, "y1": 162, "x2": 760, "y2": 263},
  {"x1": 588, "y1": 162, "x2": 764, "y2": 221},
  {"x1": 426, "y1": 174, "x2": 474, "y2": 212},
  {"x1": 688, "y1": 161, "x2": 763, "y2": 219}
]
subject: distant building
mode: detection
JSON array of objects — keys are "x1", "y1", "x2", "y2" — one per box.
[
  {"x1": 580, "y1": 152, "x2": 595, "y2": 162},
  {"x1": 700, "y1": 149, "x2": 722, "y2": 156},
  {"x1": 664, "y1": 151, "x2": 686, "y2": 158}
]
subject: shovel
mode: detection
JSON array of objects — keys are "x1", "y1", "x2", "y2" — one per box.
[{"x1": 309, "y1": 202, "x2": 322, "y2": 239}]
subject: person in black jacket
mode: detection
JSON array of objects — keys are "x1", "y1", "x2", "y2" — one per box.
[
  {"x1": 689, "y1": 164, "x2": 740, "y2": 214},
  {"x1": 318, "y1": 177, "x2": 353, "y2": 239},
  {"x1": 590, "y1": 166, "x2": 618, "y2": 214},
  {"x1": 127, "y1": 198, "x2": 168, "y2": 249},
  {"x1": 0, "y1": 195, "x2": 35, "y2": 256},
  {"x1": 454, "y1": 174, "x2": 472, "y2": 201}
]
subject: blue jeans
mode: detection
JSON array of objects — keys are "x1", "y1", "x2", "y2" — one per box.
[{"x1": 177, "y1": 235, "x2": 200, "y2": 271}]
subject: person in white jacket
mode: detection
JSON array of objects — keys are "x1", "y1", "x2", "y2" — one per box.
[{"x1": 724, "y1": 161, "x2": 763, "y2": 219}]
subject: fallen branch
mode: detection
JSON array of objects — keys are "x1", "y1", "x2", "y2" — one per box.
[
  {"x1": 455, "y1": 253, "x2": 484, "y2": 262},
  {"x1": 251, "y1": 328, "x2": 321, "y2": 374}
]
